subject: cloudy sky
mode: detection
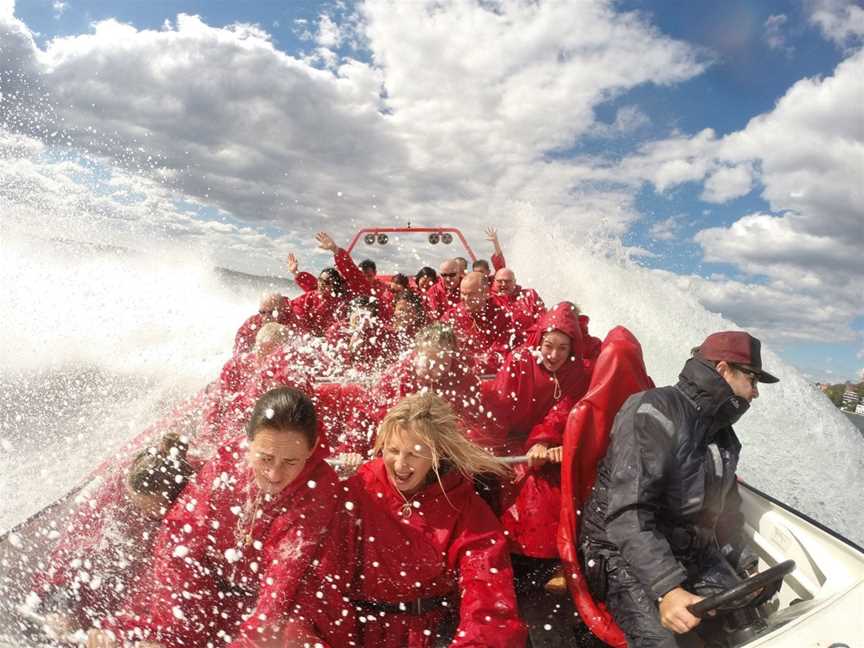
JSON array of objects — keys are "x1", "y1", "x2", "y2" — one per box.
[{"x1": 1, "y1": 0, "x2": 862, "y2": 382}]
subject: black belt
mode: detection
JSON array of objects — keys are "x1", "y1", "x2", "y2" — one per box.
[{"x1": 353, "y1": 595, "x2": 451, "y2": 616}]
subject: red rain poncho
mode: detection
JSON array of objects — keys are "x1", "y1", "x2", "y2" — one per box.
[
  {"x1": 347, "y1": 459, "x2": 526, "y2": 648},
  {"x1": 424, "y1": 279, "x2": 461, "y2": 321},
  {"x1": 106, "y1": 438, "x2": 356, "y2": 648},
  {"x1": 491, "y1": 287, "x2": 546, "y2": 339},
  {"x1": 481, "y1": 302, "x2": 588, "y2": 557},
  {"x1": 441, "y1": 299, "x2": 517, "y2": 374},
  {"x1": 557, "y1": 326, "x2": 654, "y2": 647},
  {"x1": 333, "y1": 248, "x2": 394, "y2": 320}
]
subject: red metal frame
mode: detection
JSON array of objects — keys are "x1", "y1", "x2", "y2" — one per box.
[{"x1": 345, "y1": 227, "x2": 477, "y2": 263}]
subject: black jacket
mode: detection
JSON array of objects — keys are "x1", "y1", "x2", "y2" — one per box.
[{"x1": 580, "y1": 357, "x2": 750, "y2": 600}]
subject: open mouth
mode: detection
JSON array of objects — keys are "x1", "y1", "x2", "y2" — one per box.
[{"x1": 393, "y1": 472, "x2": 414, "y2": 487}]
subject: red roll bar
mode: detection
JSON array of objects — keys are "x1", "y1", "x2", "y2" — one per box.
[{"x1": 345, "y1": 226, "x2": 477, "y2": 263}]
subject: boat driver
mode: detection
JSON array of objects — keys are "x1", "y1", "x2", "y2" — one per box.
[{"x1": 579, "y1": 331, "x2": 779, "y2": 647}]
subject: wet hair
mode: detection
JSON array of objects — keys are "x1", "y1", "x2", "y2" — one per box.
[
  {"x1": 415, "y1": 266, "x2": 437, "y2": 283},
  {"x1": 395, "y1": 290, "x2": 427, "y2": 321},
  {"x1": 414, "y1": 322, "x2": 458, "y2": 352},
  {"x1": 472, "y1": 259, "x2": 491, "y2": 274},
  {"x1": 319, "y1": 267, "x2": 347, "y2": 297},
  {"x1": 350, "y1": 294, "x2": 380, "y2": 318},
  {"x1": 391, "y1": 273, "x2": 410, "y2": 289},
  {"x1": 127, "y1": 432, "x2": 195, "y2": 502},
  {"x1": 255, "y1": 322, "x2": 291, "y2": 353},
  {"x1": 454, "y1": 257, "x2": 469, "y2": 271},
  {"x1": 359, "y1": 259, "x2": 377, "y2": 274},
  {"x1": 374, "y1": 392, "x2": 509, "y2": 483},
  {"x1": 246, "y1": 387, "x2": 318, "y2": 448}
]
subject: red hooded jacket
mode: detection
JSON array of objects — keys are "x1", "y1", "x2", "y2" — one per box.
[
  {"x1": 425, "y1": 279, "x2": 461, "y2": 321},
  {"x1": 333, "y1": 248, "x2": 394, "y2": 320},
  {"x1": 106, "y1": 438, "x2": 356, "y2": 648},
  {"x1": 347, "y1": 459, "x2": 526, "y2": 648},
  {"x1": 441, "y1": 299, "x2": 517, "y2": 374},
  {"x1": 481, "y1": 302, "x2": 589, "y2": 557},
  {"x1": 492, "y1": 286, "x2": 545, "y2": 338}
]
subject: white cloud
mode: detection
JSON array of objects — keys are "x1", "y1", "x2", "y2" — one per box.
[
  {"x1": 649, "y1": 214, "x2": 684, "y2": 241},
  {"x1": 764, "y1": 14, "x2": 793, "y2": 55},
  {"x1": 0, "y1": 1, "x2": 707, "y2": 273},
  {"x1": 806, "y1": 0, "x2": 864, "y2": 48},
  {"x1": 701, "y1": 163, "x2": 753, "y2": 202},
  {"x1": 51, "y1": 1, "x2": 66, "y2": 19}
]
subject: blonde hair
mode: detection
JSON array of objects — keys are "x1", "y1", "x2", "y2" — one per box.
[
  {"x1": 374, "y1": 392, "x2": 510, "y2": 482},
  {"x1": 413, "y1": 322, "x2": 458, "y2": 352},
  {"x1": 255, "y1": 322, "x2": 291, "y2": 354}
]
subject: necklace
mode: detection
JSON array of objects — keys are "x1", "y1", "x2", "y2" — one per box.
[
  {"x1": 551, "y1": 372, "x2": 562, "y2": 401},
  {"x1": 396, "y1": 488, "x2": 419, "y2": 519},
  {"x1": 234, "y1": 488, "x2": 264, "y2": 549}
]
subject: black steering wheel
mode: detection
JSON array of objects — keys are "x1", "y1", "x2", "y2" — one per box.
[{"x1": 687, "y1": 560, "x2": 795, "y2": 619}]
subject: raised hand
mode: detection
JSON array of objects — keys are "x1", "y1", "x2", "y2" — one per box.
[
  {"x1": 315, "y1": 231, "x2": 338, "y2": 253},
  {"x1": 286, "y1": 253, "x2": 299, "y2": 275}
]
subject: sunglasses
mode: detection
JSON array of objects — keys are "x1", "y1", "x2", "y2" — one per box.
[
  {"x1": 730, "y1": 364, "x2": 759, "y2": 387},
  {"x1": 440, "y1": 272, "x2": 458, "y2": 278}
]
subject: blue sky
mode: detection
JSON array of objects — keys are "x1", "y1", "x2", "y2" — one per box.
[{"x1": 2, "y1": 0, "x2": 862, "y2": 382}]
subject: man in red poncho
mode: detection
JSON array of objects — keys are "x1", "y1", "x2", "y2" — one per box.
[
  {"x1": 425, "y1": 258, "x2": 463, "y2": 320},
  {"x1": 491, "y1": 267, "x2": 546, "y2": 334},
  {"x1": 95, "y1": 387, "x2": 357, "y2": 648},
  {"x1": 442, "y1": 271, "x2": 518, "y2": 374},
  {"x1": 481, "y1": 302, "x2": 589, "y2": 560}
]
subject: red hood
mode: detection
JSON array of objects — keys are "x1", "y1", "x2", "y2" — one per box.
[{"x1": 527, "y1": 302, "x2": 584, "y2": 361}]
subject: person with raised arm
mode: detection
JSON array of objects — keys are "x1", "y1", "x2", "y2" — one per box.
[
  {"x1": 346, "y1": 392, "x2": 527, "y2": 648},
  {"x1": 441, "y1": 271, "x2": 517, "y2": 374},
  {"x1": 315, "y1": 231, "x2": 394, "y2": 320},
  {"x1": 485, "y1": 226, "x2": 507, "y2": 272},
  {"x1": 88, "y1": 387, "x2": 357, "y2": 648}
]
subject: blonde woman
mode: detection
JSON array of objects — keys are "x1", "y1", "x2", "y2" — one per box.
[{"x1": 346, "y1": 392, "x2": 527, "y2": 648}]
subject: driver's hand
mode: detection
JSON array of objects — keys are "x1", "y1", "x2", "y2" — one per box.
[
  {"x1": 337, "y1": 452, "x2": 364, "y2": 475},
  {"x1": 659, "y1": 586, "x2": 703, "y2": 634}
]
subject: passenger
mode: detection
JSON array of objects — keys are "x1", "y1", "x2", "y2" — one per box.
[
  {"x1": 442, "y1": 271, "x2": 517, "y2": 374},
  {"x1": 336, "y1": 324, "x2": 487, "y2": 458},
  {"x1": 491, "y1": 267, "x2": 546, "y2": 334},
  {"x1": 580, "y1": 331, "x2": 777, "y2": 647},
  {"x1": 389, "y1": 272, "x2": 411, "y2": 295},
  {"x1": 453, "y1": 256, "x2": 469, "y2": 273},
  {"x1": 325, "y1": 295, "x2": 396, "y2": 373},
  {"x1": 315, "y1": 231, "x2": 394, "y2": 320},
  {"x1": 414, "y1": 266, "x2": 438, "y2": 296},
  {"x1": 346, "y1": 392, "x2": 527, "y2": 648},
  {"x1": 289, "y1": 266, "x2": 351, "y2": 336},
  {"x1": 90, "y1": 387, "x2": 357, "y2": 648},
  {"x1": 31, "y1": 434, "x2": 195, "y2": 639},
  {"x1": 425, "y1": 259, "x2": 463, "y2": 320},
  {"x1": 481, "y1": 302, "x2": 588, "y2": 560},
  {"x1": 232, "y1": 292, "x2": 299, "y2": 356},
  {"x1": 391, "y1": 290, "x2": 428, "y2": 346},
  {"x1": 472, "y1": 258, "x2": 491, "y2": 275}
]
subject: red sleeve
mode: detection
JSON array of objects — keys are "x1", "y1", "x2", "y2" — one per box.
[
  {"x1": 295, "y1": 271, "x2": 317, "y2": 293},
  {"x1": 491, "y1": 251, "x2": 506, "y2": 272},
  {"x1": 334, "y1": 248, "x2": 371, "y2": 296},
  {"x1": 524, "y1": 394, "x2": 576, "y2": 449},
  {"x1": 447, "y1": 496, "x2": 527, "y2": 647},
  {"x1": 233, "y1": 313, "x2": 263, "y2": 355}
]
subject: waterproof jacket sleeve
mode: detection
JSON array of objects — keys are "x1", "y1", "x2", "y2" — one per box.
[
  {"x1": 334, "y1": 248, "x2": 372, "y2": 296},
  {"x1": 524, "y1": 394, "x2": 576, "y2": 449},
  {"x1": 446, "y1": 496, "x2": 527, "y2": 647},
  {"x1": 294, "y1": 271, "x2": 318, "y2": 293},
  {"x1": 602, "y1": 397, "x2": 687, "y2": 599},
  {"x1": 491, "y1": 252, "x2": 506, "y2": 272}
]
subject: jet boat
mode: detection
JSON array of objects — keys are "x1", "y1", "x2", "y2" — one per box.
[{"x1": 1, "y1": 227, "x2": 862, "y2": 648}]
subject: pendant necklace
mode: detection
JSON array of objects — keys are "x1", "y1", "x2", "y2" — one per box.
[{"x1": 551, "y1": 372, "x2": 562, "y2": 401}]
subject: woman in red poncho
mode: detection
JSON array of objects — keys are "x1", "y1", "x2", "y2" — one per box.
[
  {"x1": 346, "y1": 392, "x2": 527, "y2": 648},
  {"x1": 481, "y1": 302, "x2": 589, "y2": 560},
  {"x1": 89, "y1": 387, "x2": 357, "y2": 648}
]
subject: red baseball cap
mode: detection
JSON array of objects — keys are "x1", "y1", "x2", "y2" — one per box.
[{"x1": 693, "y1": 331, "x2": 779, "y2": 384}]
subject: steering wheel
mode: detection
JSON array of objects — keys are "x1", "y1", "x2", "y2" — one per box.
[{"x1": 687, "y1": 560, "x2": 795, "y2": 619}]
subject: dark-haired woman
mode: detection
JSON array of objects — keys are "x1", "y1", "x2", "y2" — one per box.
[
  {"x1": 30, "y1": 433, "x2": 196, "y2": 639},
  {"x1": 91, "y1": 387, "x2": 356, "y2": 648}
]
